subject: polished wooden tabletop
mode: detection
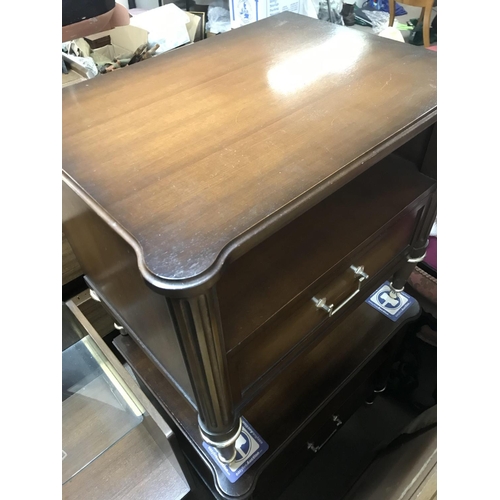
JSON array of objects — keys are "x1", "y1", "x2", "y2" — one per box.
[{"x1": 62, "y1": 12, "x2": 437, "y2": 291}]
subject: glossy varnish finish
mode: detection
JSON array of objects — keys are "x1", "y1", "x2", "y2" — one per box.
[
  {"x1": 62, "y1": 12, "x2": 437, "y2": 292},
  {"x1": 63, "y1": 13, "x2": 437, "y2": 492}
]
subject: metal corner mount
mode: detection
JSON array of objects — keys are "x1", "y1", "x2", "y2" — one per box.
[{"x1": 200, "y1": 417, "x2": 243, "y2": 464}]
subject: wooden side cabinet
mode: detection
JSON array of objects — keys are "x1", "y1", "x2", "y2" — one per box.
[{"x1": 62, "y1": 12, "x2": 436, "y2": 499}]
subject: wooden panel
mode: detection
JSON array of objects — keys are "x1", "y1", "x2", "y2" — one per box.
[
  {"x1": 63, "y1": 424, "x2": 188, "y2": 500},
  {"x1": 62, "y1": 232, "x2": 83, "y2": 286},
  {"x1": 78, "y1": 299, "x2": 116, "y2": 337},
  {"x1": 63, "y1": 183, "x2": 196, "y2": 406},
  {"x1": 241, "y1": 301, "x2": 420, "y2": 443},
  {"x1": 420, "y1": 124, "x2": 437, "y2": 180},
  {"x1": 62, "y1": 235, "x2": 115, "y2": 337},
  {"x1": 219, "y1": 156, "x2": 435, "y2": 352},
  {"x1": 393, "y1": 125, "x2": 434, "y2": 173},
  {"x1": 62, "y1": 12, "x2": 436, "y2": 291},
  {"x1": 253, "y1": 376, "x2": 373, "y2": 500}
]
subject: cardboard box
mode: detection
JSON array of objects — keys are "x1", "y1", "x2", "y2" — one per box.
[
  {"x1": 61, "y1": 24, "x2": 149, "y2": 85},
  {"x1": 186, "y1": 11, "x2": 206, "y2": 42},
  {"x1": 62, "y1": 6, "x2": 205, "y2": 87},
  {"x1": 85, "y1": 25, "x2": 149, "y2": 65}
]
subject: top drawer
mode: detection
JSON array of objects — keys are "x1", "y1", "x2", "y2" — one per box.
[
  {"x1": 217, "y1": 155, "x2": 435, "y2": 352},
  {"x1": 229, "y1": 209, "x2": 418, "y2": 395}
]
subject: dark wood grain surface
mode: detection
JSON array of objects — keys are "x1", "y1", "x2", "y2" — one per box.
[{"x1": 62, "y1": 12, "x2": 437, "y2": 292}]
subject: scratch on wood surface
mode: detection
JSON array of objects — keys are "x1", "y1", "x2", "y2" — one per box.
[
  {"x1": 235, "y1": 107, "x2": 244, "y2": 124},
  {"x1": 381, "y1": 74, "x2": 393, "y2": 90}
]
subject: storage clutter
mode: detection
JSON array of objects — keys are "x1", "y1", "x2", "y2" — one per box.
[
  {"x1": 62, "y1": 4, "x2": 205, "y2": 86},
  {"x1": 62, "y1": 0, "x2": 436, "y2": 88}
]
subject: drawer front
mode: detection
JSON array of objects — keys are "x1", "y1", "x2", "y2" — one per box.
[
  {"x1": 230, "y1": 208, "x2": 419, "y2": 394},
  {"x1": 254, "y1": 374, "x2": 374, "y2": 500},
  {"x1": 304, "y1": 380, "x2": 370, "y2": 455},
  {"x1": 218, "y1": 159, "x2": 435, "y2": 353},
  {"x1": 254, "y1": 322, "x2": 409, "y2": 500}
]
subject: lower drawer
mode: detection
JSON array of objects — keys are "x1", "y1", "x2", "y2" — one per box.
[
  {"x1": 253, "y1": 373, "x2": 374, "y2": 500},
  {"x1": 252, "y1": 316, "x2": 413, "y2": 500},
  {"x1": 304, "y1": 379, "x2": 371, "y2": 455}
]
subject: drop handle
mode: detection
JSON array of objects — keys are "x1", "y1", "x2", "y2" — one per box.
[
  {"x1": 350, "y1": 265, "x2": 369, "y2": 280},
  {"x1": 312, "y1": 265, "x2": 369, "y2": 318},
  {"x1": 312, "y1": 297, "x2": 334, "y2": 315},
  {"x1": 307, "y1": 415, "x2": 343, "y2": 453}
]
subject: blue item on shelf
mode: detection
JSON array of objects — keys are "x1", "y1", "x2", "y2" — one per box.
[{"x1": 363, "y1": 0, "x2": 407, "y2": 16}]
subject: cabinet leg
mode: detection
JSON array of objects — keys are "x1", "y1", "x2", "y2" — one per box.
[
  {"x1": 390, "y1": 242, "x2": 429, "y2": 295},
  {"x1": 168, "y1": 290, "x2": 242, "y2": 464},
  {"x1": 392, "y1": 189, "x2": 436, "y2": 294}
]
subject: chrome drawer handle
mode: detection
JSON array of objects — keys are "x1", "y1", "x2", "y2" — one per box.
[
  {"x1": 307, "y1": 415, "x2": 343, "y2": 453},
  {"x1": 312, "y1": 265, "x2": 369, "y2": 318}
]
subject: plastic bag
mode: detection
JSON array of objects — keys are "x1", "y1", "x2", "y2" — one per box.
[
  {"x1": 363, "y1": 9, "x2": 390, "y2": 33},
  {"x1": 207, "y1": 5, "x2": 231, "y2": 33}
]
